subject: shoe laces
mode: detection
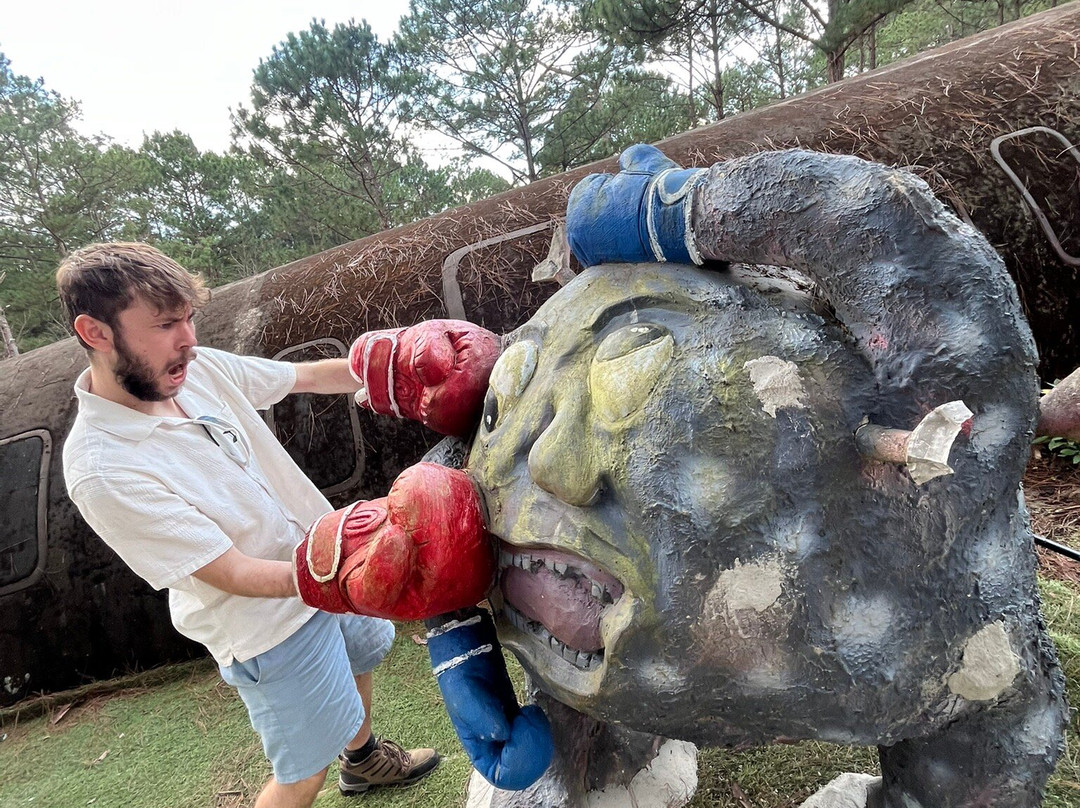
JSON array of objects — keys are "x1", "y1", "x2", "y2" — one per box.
[{"x1": 375, "y1": 737, "x2": 410, "y2": 771}]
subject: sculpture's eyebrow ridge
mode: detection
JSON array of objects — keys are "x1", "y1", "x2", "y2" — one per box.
[{"x1": 586, "y1": 295, "x2": 672, "y2": 334}]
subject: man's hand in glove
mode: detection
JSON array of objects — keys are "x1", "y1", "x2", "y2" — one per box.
[
  {"x1": 294, "y1": 462, "x2": 495, "y2": 620},
  {"x1": 349, "y1": 319, "x2": 500, "y2": 437}
]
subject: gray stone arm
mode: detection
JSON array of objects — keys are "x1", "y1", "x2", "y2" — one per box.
[{"x1": 691, "y1": 150, "x2": 1038, "y2": 419}]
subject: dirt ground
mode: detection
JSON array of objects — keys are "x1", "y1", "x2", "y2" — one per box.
[{"x1": 1026, "y1": 449, "x2": 1080, "y2": 586}]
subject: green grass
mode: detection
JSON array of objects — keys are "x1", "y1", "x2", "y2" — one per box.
[
  {"x1": 0, "y1": 623, "x2": 470, "y2": 808},
  {"x1": 1, "y1": 586, "x2": 1078, "y2": 808}
]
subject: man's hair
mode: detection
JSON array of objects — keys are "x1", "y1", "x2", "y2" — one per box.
[{"x1": 56, "y1": 243, "x2": 210, "y2": 349}]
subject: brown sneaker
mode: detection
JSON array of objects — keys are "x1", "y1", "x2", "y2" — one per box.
[{"x1": 338, "y1": 737, "x2": 440, "y2": 795}]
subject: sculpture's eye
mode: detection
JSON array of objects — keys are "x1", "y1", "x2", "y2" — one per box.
[
  {"x1": 483, "y1": 340, "x2": 538, "y2": 433},
  {"x1": 481, "y1": 391, "x2": 499, "y2": 434},
  {"x1": 590, "y1": 324, "x2": 674, "y2": 423}
]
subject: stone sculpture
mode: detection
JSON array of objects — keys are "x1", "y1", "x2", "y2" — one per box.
[{"x1": 462, "y1": 147, "x2": 1068, "y2": 807}]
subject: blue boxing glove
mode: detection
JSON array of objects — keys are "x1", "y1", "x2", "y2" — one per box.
[
  {"x1": 566, "y1": 143, "x2": 707, "y2": 268},
  {"x1": 426, "y1": 608, "x2": 553, "y2": 790}
]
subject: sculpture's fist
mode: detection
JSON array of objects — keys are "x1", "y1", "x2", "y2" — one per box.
[
  {"x1": 427, "y1": 608, "x2": 553, "y2": 790},
  {"x1": 567, "y1": 143, "x2": 707, "y2": 268},
  {"x1": 349, "y1": 320, "x2": 500, "y2": 437},
  {"x1": 294, "y1": 462, "x2": 495, "y2": 620}
]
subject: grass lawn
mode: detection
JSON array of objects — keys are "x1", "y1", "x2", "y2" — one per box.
[
  {"x1": 0, "y1": 624, "x2": 471, "y2": 808},
  {"x1": 1, "y1": 584, "x2": 1077, "y2": 808}
]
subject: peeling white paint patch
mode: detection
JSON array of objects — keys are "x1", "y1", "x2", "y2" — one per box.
[
  {"x1": 969, "y1": 520, "x2": 1017, "y2": 593},
  {"x1": 1018, "y1": 701, "x2": 1067, "y2": 756},
  {"x1": 798, "y1": 772, "x2": 882, "y2": 808},
  {"x1": 466, "y1": 741, "x2": 699, "y2": 808},
  {"x1": 947, "y1": 621, "x2": 1020, "y2": 701},
  {"x1": 744, "y1": 356, "x2": 806, "y2": 417},
  {"x1": 741, "y1": 664, "x2": 793, "y2": 691},
  {"x1": 769, "y1": 511, "x2": 822, "y2": 559},
  {"x1": 706, "y1": 556, "x2": 785, "y2": 615},
  {"x1": 586, "y1": 739, "x2": 698, "y2": 808}
]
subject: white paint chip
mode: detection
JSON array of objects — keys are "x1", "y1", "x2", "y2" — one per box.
[
  {"x1": 585, "y1": 739, "x2": 698, "y2": 808},
  {"x1": 744, "y1": 356, "x2": 806, "y2": 417},
  {"x1": 798, "y1": 772, "x2": 882, "y2": 808},
  {"x1": 465, "y1": 740, "x2": 699, "y2": 808},
  {"x1": 947, "y1": 621, "x2": 1020, "y2": 701},
  {"x1": 706, "y1": 557, "x2": 785, "y2": 615}
]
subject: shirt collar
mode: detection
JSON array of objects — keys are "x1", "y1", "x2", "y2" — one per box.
[{"x1": 73, "y1": 367, "x2": 200, "y2": 442}]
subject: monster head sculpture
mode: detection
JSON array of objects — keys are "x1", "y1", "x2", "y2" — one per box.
[{"x1": 465, "y1": 148, "x2": 1066, "y2": 807}]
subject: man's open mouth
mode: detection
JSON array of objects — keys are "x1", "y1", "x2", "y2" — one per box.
[
  {"x1": 497, "y1": 542, "x2": 625, "y2": 672},
  {"x1": 167, "y1": 350, "x2": 197, "y2": 385}
]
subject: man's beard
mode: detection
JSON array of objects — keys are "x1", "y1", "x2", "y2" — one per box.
[{"x1": 113, "y1": 333, "x2": 192, "y2": 402}]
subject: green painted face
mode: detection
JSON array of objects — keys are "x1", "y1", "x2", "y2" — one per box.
[{"x1": 468, "y1": 263, "x2": 856, "y2": 726}]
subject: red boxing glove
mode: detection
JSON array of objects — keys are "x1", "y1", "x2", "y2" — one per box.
[
  {"x1": 349, "y1": 319, "x2": 500, "y2": 437},
  {"x1": 294, "y1": 463, "x2": 496, "y2": 621}
]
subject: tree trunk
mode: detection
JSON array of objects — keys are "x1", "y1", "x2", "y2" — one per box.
[
  {"x1": 826, "y1": 48, "x2": 845, "y2": 82},
  {"x1": 775, "y1": 13, "x2": 787, "y2": 97},
  {"x1": 0, "y1": 308, "x2": 17, "y2": 360},
  {"x1": 825, "y1": 0, "x2": 845, "y2": 82},
  {"x1": 709, "y1": 12, "x2": 725, "y2": 119},
  {"x1": 0, "y1": 273, "x2": 18, "y2": 360},
  {"x1": 687, "y1": 37, "x2": 696, "y2": 123}
]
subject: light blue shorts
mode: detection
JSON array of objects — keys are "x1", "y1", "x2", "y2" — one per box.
[{"x1": 219, "y1": 611, "x2": 395, "y2": 784}]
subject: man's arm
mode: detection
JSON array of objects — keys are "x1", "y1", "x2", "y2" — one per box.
[
  {"x1": 192, "y1": 546, "x2": 297, "y2": 599},
  {"x1": 291, "y1": 357, "x2": 362, "y2": 396}
]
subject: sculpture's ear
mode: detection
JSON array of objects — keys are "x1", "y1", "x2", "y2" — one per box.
[{"x1": 684, "y1": 151, "x2": 1037, "y2": 488}]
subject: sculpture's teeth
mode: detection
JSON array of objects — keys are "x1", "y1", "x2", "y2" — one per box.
[
  {"x1": 500, "y1": 549, "x2": 615, "y2": 606},
  {"x1": 500, "y1": 604, "x2": 603, "y2": 671},
  {"x1": 508, "y1": 608, "x2": 528, "y2": 632}
]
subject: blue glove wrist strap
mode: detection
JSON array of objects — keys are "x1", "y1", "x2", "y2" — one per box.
[
  {"x1": 644, "y1": 167, "x2": 707, "y2": 264},
  {"x1": 427, "y1": 611, "x2": 497, "y2": 674}
]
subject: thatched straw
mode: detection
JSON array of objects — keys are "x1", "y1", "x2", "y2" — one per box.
[{"x1": 1025, "y1": 450, "x2": 1080, "y2": 585}]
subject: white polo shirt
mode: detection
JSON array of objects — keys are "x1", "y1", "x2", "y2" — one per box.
[{"x1": 63, "y1": 347, "x2": 332, "y2": 665}]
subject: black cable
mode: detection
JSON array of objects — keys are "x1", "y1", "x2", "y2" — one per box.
[{"x1": 1034, "y1": 534, "x2": 1080, "y2": 563}]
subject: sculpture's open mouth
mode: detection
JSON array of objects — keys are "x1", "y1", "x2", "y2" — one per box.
[{"x1": 497, "y1": 542, "x2": 625, "y2": 672}]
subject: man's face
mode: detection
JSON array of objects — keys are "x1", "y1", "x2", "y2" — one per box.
[
  {"x1": 468, "y1": 264, "x2": 864, "y2": 737},
  {"x1": 110, "y1": 296, "x2": 198, "y2": 402}
]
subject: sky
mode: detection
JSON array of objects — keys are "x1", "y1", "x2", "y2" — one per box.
[{"x1": 3, "y1": 0, "x2": 411, "y2": 153}]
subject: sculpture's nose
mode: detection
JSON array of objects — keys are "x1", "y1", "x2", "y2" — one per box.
[{"x1": 527, "y1": 402, "x2": 601, "y2": 507}]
